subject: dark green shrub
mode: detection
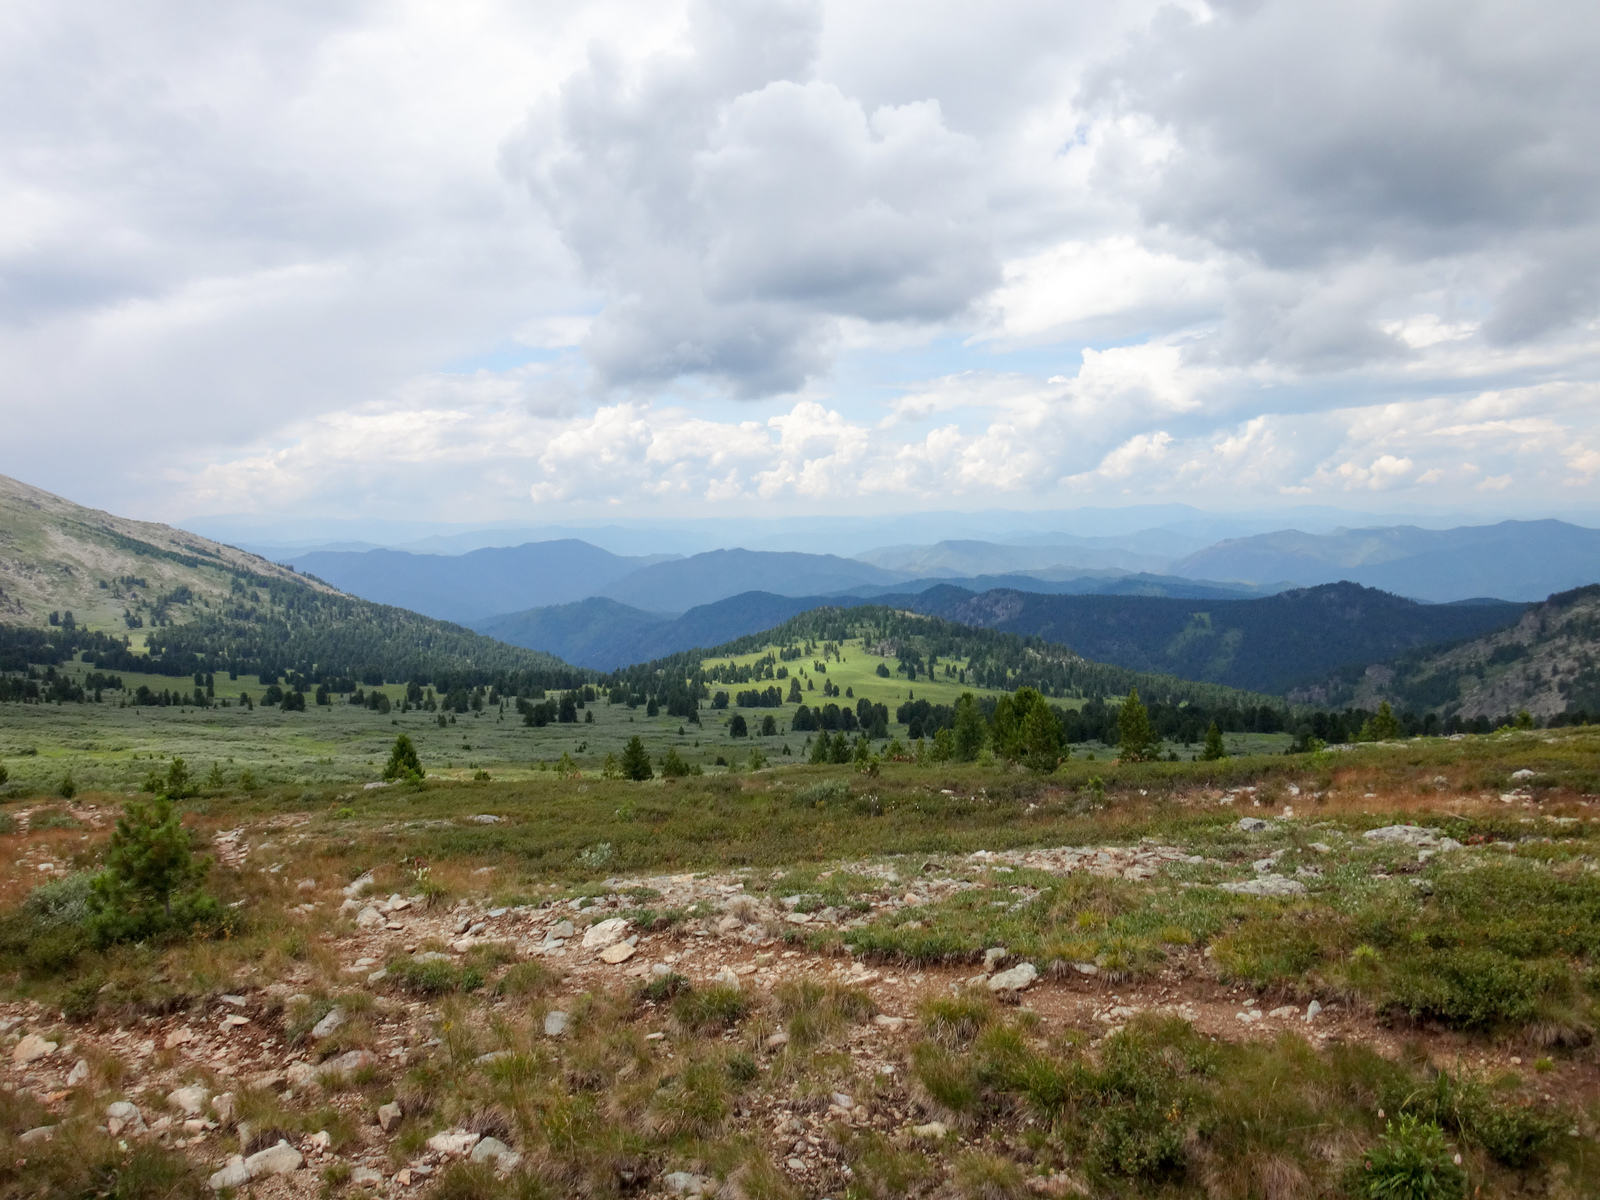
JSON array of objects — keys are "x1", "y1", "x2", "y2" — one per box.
[
  {"x1": 383, "y1": 734, "x2": 423, "y2": 782},
  {"x1": 1386, "y1": 949, "x2": 1570, "y2": 1029},
  {"x1": 672, "y1": 984, "x2": 748, "y2": 1033},
  {"x1": 389, "y1": 958, "x2": 484, "y2": 995},
  {"x1": 87, "y1": 796, "x2": 225, "y2": 947},
  {"x1": 638, "y1": 972, "x2": 689, "y2": 1003},
  {"x1": 1349, "y1": 1115, "x2": 1466, "y2": 1200}
]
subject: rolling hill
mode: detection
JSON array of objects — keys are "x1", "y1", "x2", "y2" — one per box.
[
  {"x1": 1173, "y1": 519, "x2": 1600, "y2": 601},
  {"x1": 891, "y1": 582, "x2": 1527, "y2": 695},
  {"x1": 0, "y1": 473, "x2": 587, "y2": 690}
]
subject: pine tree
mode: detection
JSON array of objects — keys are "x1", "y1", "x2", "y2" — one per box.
[
  {"x1": 952, "y1": 692, "x2": 985, "y2": 762},
  {"x1": 1019, "y1": 695, "x2": 1065, "y2": 773},
  {"x1": 809, "y1": 733, "x2": 829, "y2": 765},
  {"x1": 1200, "y1": 721, "x2": 1227, "y2": 761},
  {"x1": 88, "y1": 795, "x2": 220, "y2": 945},
  {"x1": 383, "y1": 733, "x2": 423, "y2": 782},
  {"x1": 620, "y1": 735, "x2": 653, "y2": 781},
  {"x1": 1117, "y1": 687, "x2": 1156, "y2": 763}
]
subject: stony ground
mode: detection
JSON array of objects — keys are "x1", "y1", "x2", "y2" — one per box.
[{"x1": 5, "y1": 778, "x2": 1596, "y2": 1199}]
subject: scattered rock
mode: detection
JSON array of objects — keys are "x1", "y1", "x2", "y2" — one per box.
[
  {"x1": 244, "y1": 1140, "x2": 303, "y2": 1178},
  {"x1": 830, "y1": 1092, "x2": 855, "y2": 1110},
  {"x1": 311, "y1": 1008, "x2": 345, "y2": 1038},
  {"x1": 549, "y1": 920, "x2": 575, "y2": 939},
  {"x1": 208, "y1": 1157, "x2": 250, "y2": 1190},
  {"x1": 168, "y1": 1086, "x2": 209, "y2": 1116},
  {"x1": 12, "y1": 1034, "x2": 57, "y2": 1065},
  {"x1": 1362, "y1": 825, "x2": 1462, "y2": 851},
  {"x1": 319, "y1": 1049, "x2": 378, "y2": 1077},
  {"x1": 471, "y1": 1137, "x2": 519, "y2": 1168},
  {"x1": 18, "y1": 1126, "x2": 55, "y2": 1145},
  {"x1": 1072, "y1": 961, "x2": 1099, "y2": 976},
  {"x1": 285, "y1": 1061, "x2": 318, "y2": 1089},
  {"x1": 355, "y1": 906, "x2": 383, "y2": 928},
  {"x1": 164, "y1": 1027, "x2": 193, "y2": 1050},
  {"x1": 105, "y1": 1100, "x2": 146, "y2": 1136},
  {"x1": 544, "y1": 1011, "x2": 569, "y2": 1038},
  {"x1": 765, "y1": 1031, "x2": 790, "y2": 1050},
  {"x1": 599, "y1": 941, "x2": 637, "y2": 964},
  {"x1": 427, "y1": 1129, "x2": 480, "y2": 1156},
  {"x1": 1219, "y1": 875, "x2": 1307, "y2": 897},
  {"x1": 911, "y1": 1122, "x2": 949, "y2": 1139},
  {"x1": 377, "y1": 1102, "x2": 403, "y2": 1133},
  {"x1": 213, "y1": 1093, "x2": 236, "y2": 1126},
  {"x1": 351, "y1": 1166, "x2": 384, "y2": 1187},
  {"x1": 662, "y1": 1170, "x2": 716, "y2": 1196},
  {"x1": 987, "y1": 963, "x2": 1038, "y2": 992},
  {"x1": 581, "y1": 917, "x2": 630, "y2": 950},
  {"x1": 471, "y1": 814, "x2": 501, "y2": 824},
  {"x1": 1511, "y1": 769, "x2": 1536, "y2": 780},
  {"x1": 1304, "y1": 1000, "x2": 1323, "y2": 1022},
  {"x1": 66, "y1": 1058, "x2": 89, "y2": 1087},
  {"x1": 306, "y1": 1130, "x2": 333, "y2": 1152},
  {"x1": 1237, "y1": 818, "x2": 1270, "y2": 832},
  {"x1": 871, "y1": 1015, "x2": 904, "y2": 1031}
]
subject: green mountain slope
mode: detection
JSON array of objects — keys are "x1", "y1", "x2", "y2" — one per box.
[
  {"x1": 0, "y1": 473, "x2": 587, "y2": 691},
  {"x1": 893, "y1": 581, "x2": 1526, "y2": 694},
  {"x1": 1289, "y1": 585, "x2": 1600, "y2": 721}
]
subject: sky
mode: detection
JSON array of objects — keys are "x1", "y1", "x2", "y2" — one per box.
[{"x1": 3, "y1": 0, "x2": 1599, "y2": 528}]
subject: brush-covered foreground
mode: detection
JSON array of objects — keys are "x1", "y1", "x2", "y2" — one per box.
[{"x1": 1, "y1": 731, "x2": 1599, "y2": 1199}]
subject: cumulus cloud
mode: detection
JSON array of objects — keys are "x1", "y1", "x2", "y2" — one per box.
[{"x1": 506, "y1": 0, "x2": 998, "y2": 395}]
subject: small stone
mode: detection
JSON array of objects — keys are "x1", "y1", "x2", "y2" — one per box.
[
  {"x1": 983, "y1": 947, "x2": 1008, "y2": 971},
  {"x1": 549, "y1": 920, "x2": 575, "y2": 939},
  {"x1": 1072, "y1": 961, "x2": 1099, "y2": 975},
  {"x1": 427, "y1": 1129, "x2": 480, "y2": 1156},
  {"x1": 786, "y1": 1158, "x2": 806, "y2": 1172},
  {"x1": 18, "y1": 1126, "x2": 55, "y2": 1145},
  {"x1": 662, "y1": 1170, "x2": 715, "y2": 1195},
  {"x1": 367, "y1": 969, "x2": 388, "y2": 985},
  {"x1": 544, "y1": 1011, "x2": 569, "y2": 1037},
  {"x1": 351, "y1": 1166, "x2": 384, "y2": 1187},
  {"x1": 785, "y1": 911, "x2": 812, "y2": 925},
  {"x1": 395, "y1": 1169, "x2": 412, "y2": 1186},
  {"x1": 12, "y1": 1034, "x2": 58, "y2": 1065},
  {"x1": 1304, "y1": 1000, "x2": 1323, "y2": 1022},
  {"x1": 311, "y1": 1008, "x2": 345, "y2": 1038},
  {"x1": 105, "y1": 1100, "x2": 146, "y2": 1136},
  {"x1": 471, "y1": 1136, "x2": 517, "y2": 1166},
  {"x1": 1268, "y1": 1006, "x2": 1298, "y2": 1019},
  {"x1": 581, "y1": 917, "x2": 630, "y2": 950},
  {"x1": 1219, "y1": 875, "x2": 1307, "y2": 897},
  {"x1": 168, "y1": 1085, "x2": 210, "y2": 1116},
  {"x1": 285, "y1": 1061, "x2": 318, "y2": 1089},
  {"x1": 911, "y1": 1121, "x2": 949, "y2": 1139},
  {"x1": 716, "y1": 915, "x2": 743, "y2": 934},
  {"x1": 319, "y1": 1049, "x2": 378, "y2": 1077},
  {"x1": 244, "y1": 1140, "x2": 303, "y2": 1177},
  {"x1": 765, "y1": 1031, "x2": 789, "y2": 1049},
  {"x1": 830, "y1": 1092, "x2": 855, "y2": 1110},
  {"x1": 307, "y1": 1130, "x2": 332, "y2": 1152},
  {"x1": 208, "y1": 1156, "x2": 250, "y2": 1190},
  {"x1": 356, "y1": 906, "x2": 383, "y2": 928},
  {"x1": 66, "y1": 1058, "x2": 89, "y2": 1087},
  {"x1": 987, "y1": 963, "x2": 1038, "y2": 992},
  {"x1": 599, "y1": 941, "x2": 636, "y2": 964},
  {"x1": 164, "y1": 1027, "x2": 194, "y2": 1050},
  {"x1": 213, "y1": 1093, "x2": 236, "y2": 1126},
  {"x1": 871, "y1": 1015, "x2": 904, "y2": 1030},
  {"x1": 377, "y1": 1102, "x2": 403, "y2": 1133},
  {"x1": 1237, "y1": 817, "x2": 1270, "y2": 832}
]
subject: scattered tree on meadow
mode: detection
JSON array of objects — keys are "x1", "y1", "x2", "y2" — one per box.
[
  {"x1": 952, "y1": 692, "x2": 986, "y2": 762},
  {"x1": 88, "y1": 795, "x2": 222, "y2": 946},
  {"x1": 383, "y1": 733, "x2": 424, "y2": 782},
  {"x1": 1200, "y1": 721, "x2": 1227, "y2": 761},
  {"x1": 1117, "y1": 687, "x2": 1157, "y2": 762},
  {"x1": 1359, "y1": 701, "x2": 1401, "y2": 742},
  {"x1": 621, "y1": 735, "x2": 653, "y2": 781}
]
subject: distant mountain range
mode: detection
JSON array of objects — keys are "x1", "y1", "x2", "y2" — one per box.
[{"x1": 1170, "y1": 520, "x2": 1600, "y2": 602}]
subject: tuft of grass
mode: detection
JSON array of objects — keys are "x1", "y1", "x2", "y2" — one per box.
[
  {"x1": 1348, "y1": 1115, "x2": 1467, "y2": 1200},
  {"x1": 389, "y1": 957, "x2": 486, "y2": 996},
  {"x1": 672, "y1": 984, "x2": 749, "y2": 1034}
]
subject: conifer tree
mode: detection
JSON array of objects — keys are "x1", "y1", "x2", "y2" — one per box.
[
  {"x1": 1117, "y1": 687, "x2": 1156, "y2": 762},
  {"x1": 621, "y1": 735, "x2": 653, "y2": 781},
  {"x1": 1200, "y1": 721, "x2": 1227, "y2": 761},
  {"x1": 383, "y1": 733, "x2": 423, "y2": 782}
]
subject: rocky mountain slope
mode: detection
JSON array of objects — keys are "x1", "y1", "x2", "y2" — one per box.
[{"x1": 1291, "y1": 584, "x2": 1600, "y2": 720}]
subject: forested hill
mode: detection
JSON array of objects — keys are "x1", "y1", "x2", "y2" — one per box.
[
  {"x1": 604, "y1": 603, "x2": 1283, "y2": 715},
  {"x1": 891, "y1": 581, "x2": 1525, "y2": 694},
  {"x1": 1291, "y1": 584, "x2": 1600, "y2": 722},
  {"x1": 0, "y1": 473, "x2": 589, "y2": 693}
]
